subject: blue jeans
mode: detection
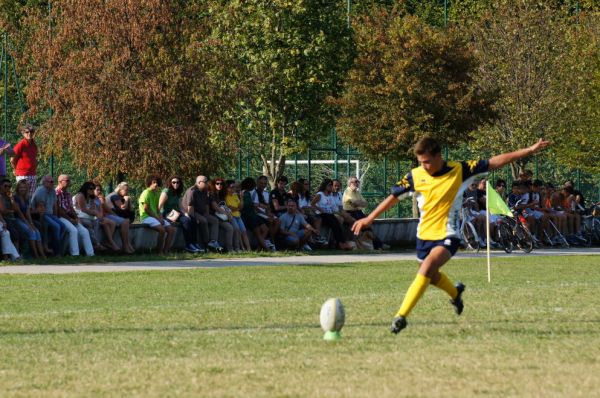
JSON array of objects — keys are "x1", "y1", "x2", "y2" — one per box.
[
  {"x1": 43, "y1": 214, "x2": 66, "y2": 255},
  {"x1": 14, "y1": 218, "x2": 42, "y2": 241}
]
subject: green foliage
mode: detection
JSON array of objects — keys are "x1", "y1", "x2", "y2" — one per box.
[
  {"x1": 470, "y1": 1, "x2": 600, "y2": 176},
  {"x1": 335, "y1": 8, "x2": 496, "y2": 161},
  {"x1": 209, "y1": 0, "x2": 355, "y2": 186}
]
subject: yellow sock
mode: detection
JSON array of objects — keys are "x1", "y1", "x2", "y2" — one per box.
[
  {"x1": 395, "y1": 274, "x2": 430, "y2": 317},
  {"x1": 432, "y1": 272, "x2": 458, "y2": 299}
]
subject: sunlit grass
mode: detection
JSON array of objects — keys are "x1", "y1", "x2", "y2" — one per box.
[{"x1": 1, "y1": 256, "x2": 599, "y2": 397}]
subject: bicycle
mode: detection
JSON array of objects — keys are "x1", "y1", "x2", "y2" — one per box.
[
  {"x1": 500, "y1": 199, "x2": 534, "y2": 253},
  {"x1": 580, "y1": 202, "x2": 600, "y2": 246},
  {"x1": 459, "y1": 197, "x2": 481, "y2": 252}
]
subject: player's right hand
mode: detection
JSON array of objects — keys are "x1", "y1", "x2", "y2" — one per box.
[{"x1": 351, "y1": 218, "x2": 371, "y2": 236}]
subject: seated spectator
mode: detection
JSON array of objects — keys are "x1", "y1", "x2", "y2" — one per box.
[
  {"x1": 277, "y1": 198, "x2": 318, "y2": 251},
  {"x1": 251, "y1": 175, "x2": 280, "y2": 249},
  {"x1": 464, "y1": 180, "x2": 487, "y2": 246},
  {"x1": 12, "y1": 179, "x2": 45, "y2": 259},
  {"x1": 139, "y1": 175, "x2": 176, "y2": 255},
  {"x1": 294, "y1": 178, "x2": 321, "y2": 233},
  {"x1": 342, "y1": 177, "x2": 383, "y2": 250},
  {"x1": 543, "y1": 183, "x2": 568, "y2": 236},
  {"x1": 525, "y1": 179, "x2": 550, "y2": 243},
  {"x1": 561, "y1": 185, "x2": 582, "y2": 236},
  {"x1": 311, "y1": 178, "x2": 353, "y2": 250},
  {"x1": 564, "y1": 180, "x2": 585, "y2": 209},
  {"x1": 225, "y1": 179, "x2": 251, "y2": 251},
  {"x1": 56, "y1": 174, "x2": 94, "y2": 256},
  {"x1": 0, "y1": 211, "x2": 20, "y2": 260},
  {"x1": 106, "y1": 182, "x2": 136, "y2": 223},
  {"x1": 0, "y1": 179, "x2": 22, "y2": 251},
  {"x1": 159, "y1": 175, "x2": 201, "y2": 253},
  {"x1": 495, "y1": 179, "x2": 507, "y2": 200},
  {"x1": 181, "y1": 176, "x2": 223, "y2": 252},
  {"x1": 73, "y1": 181, "x2": 120, "y2": 252},
  {"x1": 332, "y1": 179, "x2": 355, "y2": 236},
  {"x1": 240, "y1": 177, "x2": 271, "y2": 251},
  {"x1": 270, "y1": 175, "x2": 291, "y2": 217},
  {"x1": 30, "y1": 175, "x2": 66, "y2": 256},
  {"x1": 95, "y1": 184, "x2": 135, "y2": 254},
  {"x1": 209, "y1": 178, "x2": 234, "y2": 252}
]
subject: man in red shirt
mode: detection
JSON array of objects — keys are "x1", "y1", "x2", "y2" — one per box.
[{"x1": 11, "y1": 124, "x2": 38, "y2": 198}]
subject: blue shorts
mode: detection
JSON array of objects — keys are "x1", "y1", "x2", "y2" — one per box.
[{"x1": 416, "y1": 237, "x2": 460, "y2": 261}]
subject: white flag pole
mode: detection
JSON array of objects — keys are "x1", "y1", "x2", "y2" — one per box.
[{"x1": 486, "y1": 183, "x2": 491, "y2": 283}]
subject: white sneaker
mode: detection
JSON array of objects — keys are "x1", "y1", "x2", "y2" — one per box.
[{"x1": 302, "y1": 244, "x2": 313, "y2": 252}]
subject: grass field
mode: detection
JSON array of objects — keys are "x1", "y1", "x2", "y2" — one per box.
[{"x1": 1, "y1": 255, "x2": 599, "y2": 397}]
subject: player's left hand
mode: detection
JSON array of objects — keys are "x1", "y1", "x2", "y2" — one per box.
[{"x1": 529, "y1": 138, "x2": 550, "y2": 155}]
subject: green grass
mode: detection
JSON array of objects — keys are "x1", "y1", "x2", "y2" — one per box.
[{"x1": 1, "y1": 256, "x2": 599, "y2": 397}]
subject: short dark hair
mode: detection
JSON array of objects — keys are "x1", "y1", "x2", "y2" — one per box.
[
  {"x1": 276, "y1": 175, "x2": 288, "y2": 184},
  {"x1": 495, "y1": 179, "x2": 506, "y2": 188},
  {"x1": 241, "y1": 177, "x2": 256, "y2": 191},
  {"x1": 145, "y1": 174, "x2": 162, "y2": 188},
  {"x1": 532, "y1": 179, "x2": 543, "y2": 187},
  {"x1": 414, "y1": 136, "x2": 441, "y2": 156}
]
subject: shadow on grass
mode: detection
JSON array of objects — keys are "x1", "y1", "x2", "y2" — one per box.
[{"x1": 2, "y1": 318, "x2": 598, "y2": 338}]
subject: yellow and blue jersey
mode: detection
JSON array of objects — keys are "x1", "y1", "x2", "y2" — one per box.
[{"x1": 391, "y1": 160, "x2": 489, "y2": 240}]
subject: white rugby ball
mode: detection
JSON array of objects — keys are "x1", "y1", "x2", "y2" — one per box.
[{"x1": 319, "y1": 298, "x2": 345, "y2": 332}]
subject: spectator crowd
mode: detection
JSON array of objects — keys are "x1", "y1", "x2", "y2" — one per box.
[
  {"x1": 0, "y1": 124, "x2": 384, "y2": 260},
  {"x1": 463, "y1": 170, "x2": 593, "y2": 248}
]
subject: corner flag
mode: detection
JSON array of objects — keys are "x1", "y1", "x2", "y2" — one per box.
[{"x1": 486, "y1": 181, "x2": 512, "y2": 217}]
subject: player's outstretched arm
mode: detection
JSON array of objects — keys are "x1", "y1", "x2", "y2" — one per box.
[
  {"x1": 351, "y1": 194, "x2": 399, "y2": 236},
  {"x1": 488, "y1": 138, "x2": 550, "y2": 170}
]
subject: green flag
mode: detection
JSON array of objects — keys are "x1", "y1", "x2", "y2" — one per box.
[{"x1": 486, "y1": 181, "x2": 512, "y2": 217}]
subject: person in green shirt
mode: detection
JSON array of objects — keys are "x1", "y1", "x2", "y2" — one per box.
[{"x1": 139, "y1": 175, "x2": 176, "y2": 255}]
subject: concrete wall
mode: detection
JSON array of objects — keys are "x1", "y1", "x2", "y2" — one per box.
[{"x1": 121, "y1": 218, "x2": 419, "y2": 250}]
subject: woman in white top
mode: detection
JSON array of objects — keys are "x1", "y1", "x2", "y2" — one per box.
[
  {"x1": 311, "y1": 178, "x2": 352, "y2": 250},
  {"x1": 73, "y1": 181, "x2": 120, "y2": 252}
]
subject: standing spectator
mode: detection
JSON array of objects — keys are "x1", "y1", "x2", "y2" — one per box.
[
  {"x1": 311, "y1": 178, "x2": 353, "y2": 250},
  {"x1": 107, "y1": 182, "x2": 136, "y2": 223},
  {"x1": 225, "y1": 180, "x2": 251, "y2": 251},
  {"x1": 139, "y1": 175, "x2": 176, "y2": 255},
  {"x1": 251, "y1": 175, "x2": 279, "y2": 249},
  {"x1": 95, "y1": 184, "x2": 135, "y2": 254},
  {"x1": 0, "y1": 135, "x2": 14, "y2": 179},
  {"x1": 181, "y1": 175, "x2": 223, "y2": 252},
  {"x1": 13, "y1": 179, "x2": 45, "y2": 259},
  {"x1": 30, "y1": 175, "x2": 66, "y2": 256},
  {"x1": 159, "y1": 175, "x2": 201, "y2": 253},
  {"x1": 11, "y1": 124, "x2": 38, "y2": 198},
  {"x1": 240, "y1": 177, "x2": 271, "y2": 251},
  {"x1": 210, "y1": 178, "x2": 234, "y2": 252},
  {"x1": 73, "y1": 181, "x2": 120, "y2": 252},
  {"x1": 56, "y1": 174, "x2": 94, "y2": 256}
]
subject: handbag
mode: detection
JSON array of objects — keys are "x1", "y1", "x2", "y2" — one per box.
[{"x1": 167, "y1": 209, "x2": 181, "y2": 222}]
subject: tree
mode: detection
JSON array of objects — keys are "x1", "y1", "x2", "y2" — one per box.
[
  {"x1": 209, "y1": 0, "x2": 355, "y2": 187},
  {"x1": 23, "y1": 0, "x2": 238, "y2": 181},
  {"x1": 550, "y1": 11, "x2": 600, "y2": 173},
  {"x1": 470, "y1": 1, "x2": 598, "y2": 176},
  {"x1": 335, "y1": 7, "x2": 496, "y2": 161}
]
